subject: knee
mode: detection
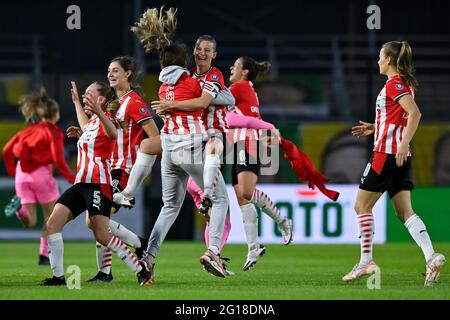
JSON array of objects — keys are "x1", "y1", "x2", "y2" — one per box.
[
  {"x1": 354, "y1": 201, "x2": 372, "y2": 215},
  {"x1": 92, "y1": 228, "x2": 110, "y2": 247}
]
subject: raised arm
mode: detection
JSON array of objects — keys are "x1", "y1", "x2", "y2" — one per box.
[{"x1": 71, "y1": 81, "x2": 90, "y2": 129}]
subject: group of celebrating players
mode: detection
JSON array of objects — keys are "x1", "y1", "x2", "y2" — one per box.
[{"x1": 3, "y1": 7, "x2": 445, "y2": 287}]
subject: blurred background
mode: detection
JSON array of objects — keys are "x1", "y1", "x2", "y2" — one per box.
[{"x1": 1, "y1": 0, "x2": 449, "y2": 243}]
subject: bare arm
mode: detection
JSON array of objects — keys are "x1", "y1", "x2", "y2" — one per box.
[
  {"x1": 396, "y1": 94, "x2": 422, "y2": 167},
  {"x1": 140, "y1": 118, "x2": 160, "y2": 137},
  {"x1": 151, "y1": 91, "x2": 213, "y2": 114},
  {"x1": 70, "y1": 81, "x2": 89, "y2": 129}
]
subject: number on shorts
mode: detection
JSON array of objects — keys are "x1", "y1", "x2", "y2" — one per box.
[{"x1": 93, "y1": 190, "x2": 101, "y2": 205}]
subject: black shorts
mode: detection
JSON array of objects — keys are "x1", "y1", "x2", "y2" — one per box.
[
  {"x1": 56, "y1": 183, "x2": 113, "y2": 218},
  {"x1": 359, "y1": 152, "x2": 414, "y2": 198},
  {"x1": 231, "y1": 141, "x2": 260, "y2": 186}
]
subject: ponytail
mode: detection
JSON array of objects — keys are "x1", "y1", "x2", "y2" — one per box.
[
  {"x1": 18, "y1": 87, "x2": 59, "y2": 123},
  {"x1": 240, "y1": 56, "x2": 271, "y2": 82},
  {"x1": 383, "y1": 41, "x2": 418, "y2": 91}
]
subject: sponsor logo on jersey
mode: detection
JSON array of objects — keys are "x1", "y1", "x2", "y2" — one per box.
[{"x1": 396, "y1": 83, "x2": 404, "y2": 90}]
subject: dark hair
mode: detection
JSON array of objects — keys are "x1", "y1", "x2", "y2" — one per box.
[
  {"x1": 110, "y1": 56, "x2": 145, "y2": 98},
  {"x1": 18, "y1": 87, "x2": 59, "y2": 123},
  {"x1": 195, "y1": 35, "x2": 217, "y2": 52},
  {"x1": 240, "y1": 56, "x2": 271, "y2": 82},
  {"x1": 382, "y1": 41, "x2": 418, "y2": 91}
]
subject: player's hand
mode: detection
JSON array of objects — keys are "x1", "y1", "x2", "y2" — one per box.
[
  {"x1": 66, "y1": 126, "x2": 82, "y2": 139},
  {"x1": 83, "y1": 91, "x2": 103, "y2": 116},
  {"x1": 395, "y1": 142, "x2": 409, "y2": 167},
  {"x1": 70, "y1": 81, "x2": 81, "y2": 106},
  {"x1": 352, "y1": 121, "x2": 375, "y2": 137},
  {"x1": 151, "y1": 100, "x2": 174, "y2": 114}
]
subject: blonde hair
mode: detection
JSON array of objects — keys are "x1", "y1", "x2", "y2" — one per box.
[
  {"x1": 131, "y1": 7, "x2": 177, "y2": 54},
  {"x1": 18, "y1": 87, "x2": 59, "y2": 123},
  {"x1": 382, "y1": 41, "x2": 418, "y2": 91}
]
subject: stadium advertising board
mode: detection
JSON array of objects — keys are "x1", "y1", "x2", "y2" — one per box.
[{"x1": 227, "y1": 184, "x2": 387, "y2": 244}]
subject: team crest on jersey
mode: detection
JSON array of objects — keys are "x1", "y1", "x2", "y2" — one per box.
[
  {"x1": 211, "y1": 74, "x2": 219, "y2": 81},
  {"x1": 140, "y1": 107, "x2": 148, "y2": 114},
  {"x1": 396, "y1": 83, "x2": 404, "y2": 90}
]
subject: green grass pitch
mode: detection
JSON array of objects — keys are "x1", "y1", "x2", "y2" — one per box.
[{"x1": 0, "y1": 241, "x2": 448, "y2": 300}]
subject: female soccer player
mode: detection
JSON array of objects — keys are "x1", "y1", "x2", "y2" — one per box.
[
  {"x1": 3, "y1": 88, "x2": 75, "y2": 265},
  {"x1": 228, "y1": 56, "x2": 293, "y2": 270},
  {"x1": 40, "y1": 81, "x2": 150, "y2": 285},
  {"x1": 131, "y1": 7, "x2": 229, "y2": 285},
  {"x1": 343, "y1": 41, "x2": 445, "y2": 286},
  {"x1": 86, "y1": 56, "x2": 161, "y2": 283}
]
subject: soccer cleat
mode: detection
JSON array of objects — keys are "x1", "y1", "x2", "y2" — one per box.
[
  {"x1": 278, "y1": 218, "x2": 293, "y2": 245},
  {"x1": 38, "y1": 255, "x2": 50, "y2": 266},
  {"x1": 342, "y1": 261, "x2": 378, "y2": 282},
  {"x1": 40, "y1": 275, "x2": 66, "y2": 286},
  {"x1": 137, "y1": 253, "x2": 155, "y2": 286},
  {"x1": 4, "y1": 195, "x2": 21, "y2": 217},
  {"x1": 242, "y1": 245, "x2": 266, "y2": 271},
  {"x1": 220, "y1": 256, "x2": 235, "y2": 277},
  {"x1": 200, "y1": 250, "x2": 227, "y2": 278},
  {"x1": 199, "y1": 195, "x2": 212, "y2": 218},
  {"x1": 86, "y1": 271, "x2": 113, "y2": 283},
  {"x1": 135, "y1": 236, "x2": 149, "y2": 260},
  {"x1": 425, "y1": 253, "x2": 446, "y2": 287},
  {"x1": 113, "y1": 192, "x2": 135, "y2": 209}
]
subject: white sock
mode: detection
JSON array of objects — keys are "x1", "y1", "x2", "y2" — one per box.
[
  {"x1": 123, "y1": 150, "x2": 156, "y2": 197},
  {"x1": 48, "y1": 233, "x2": 64, "y2": 277},
  {"x1": 250, "y1": 189, "x2": 284, "y2": 224},
  {"x1": 240, "y1": 203, "x2": 259, "y2": 251},
  {"x1": 404, "y1": 214, "x2": 435, "y2": 262},
  {"x1": 109, "y1": 220, "x2": 141, "y2": 248},
  {"x1": 358, "y1": 213, "x2": 374, "y2": 265},
  {"x1": 107, "y1": 236, "x2": 142, "y2": 274},
  {"x1": 95, "y1": 241, "x2": 112, "y2": 274},
  {"x1": 203, "y1": 154, "x2": 221, "y2": 197},
  {"x1": 208, "y1": 245, "x2": 219, "y2": 255}
]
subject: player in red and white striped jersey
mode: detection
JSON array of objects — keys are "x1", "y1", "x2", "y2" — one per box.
[
  {"x1": 228, "y1": 56, "x2": 293, "y2": 270},
  {"x1": 86, "y1": 56, "x2": 160, "y2": 283},
  {"x1": 41, "y1": 81, "x2": 150, "y2": 286},
  {"x1": 344, "y1": 41, "x2": 445, "y2": 286},
  {"x1": 130, "y1": 7, "x2": 230, "y2": 284},
  {"x1": 149, "y1": 35, "x2": 230, "y2": 219}
]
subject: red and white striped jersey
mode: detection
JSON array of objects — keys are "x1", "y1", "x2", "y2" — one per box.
[
  {"x1": 159, "y1": 74, "x2": 205, "y2": 135},
  {"x1": 374, "y1": 75, "x2": 414, "y2": 155},
  {"x1": 75, "y1": 114, "x2": 115, "y2": 185},
  {"x1": 229, "y1": 80, "x2": 261, "y2": 144},
  {"x1": 111, "y1": 90, "x2": 152, "y2": 173},
  {"x1": 191, "y1": 67, "x2": 228, "y2": 133}
]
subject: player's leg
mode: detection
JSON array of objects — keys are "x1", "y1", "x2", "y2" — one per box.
[
  {"x1": 342, "y1": 188, "x2": 381, "y2": 282},
  {"x1": 113, "y1": 137, "x2": 160, "y2": 205},
  {"x1": 39, "y1": 200, "x2": 57, "y2": 265},
  {"x1": 139, "y1": 150, "x2": 189, "y2": 285},
  {"x1": 391, "y1": 190, "x2": 445, "y2": 286},
  {"x1": 200, "y1": 135, "x2": 224, "y2": 215},
  {"x1": 40, "y1": 203, "x2": 73, "y2": 286}
]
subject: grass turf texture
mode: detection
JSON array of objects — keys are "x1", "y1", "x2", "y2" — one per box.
[{"x1": 0, "y1": 242, "x2": 448, "y2": 300}]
